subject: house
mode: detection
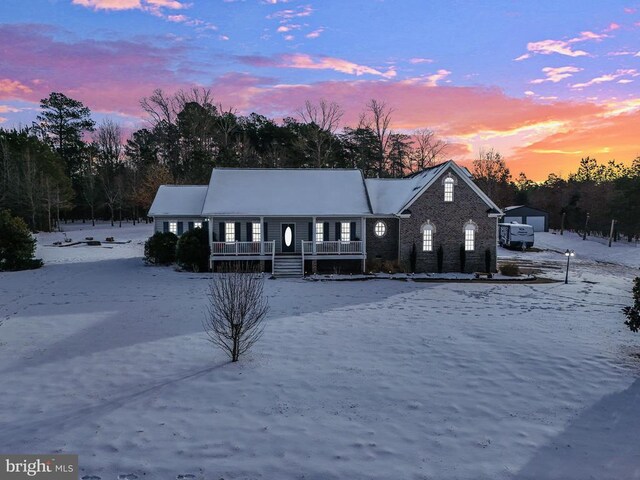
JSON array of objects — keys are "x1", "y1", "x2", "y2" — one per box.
[
  {"x1": 148, "y1": 160, "x2": 503, "y2": 276},
  {"x1": 502, "y1": 205, "x2": 549, "y2": 232}
]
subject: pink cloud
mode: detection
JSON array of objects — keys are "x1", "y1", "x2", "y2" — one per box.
[
  {"x1": 306, "y1": 28, "x2": 324, "y2": 38},
  {"x1": 424, "y1": 69, "x2": 451, "y2": 86},
  {"x1": 72, "y1": 0, "x2": 188, "y2": 11},
  {"x1": 267, "y1": 5, "x2": 313, "y2": 21},
  {"x1": 572, "y1": 69, "x2": 638, "y2": 88},
  {"x1": 409, "y1": 57, "x2": 434, "y2": 64},
  {"x1": 516, "y1": 29, "x2": 610, "y2": 60},
  {"x1": 281, "y1": 54, "x2": 396, "y2": 78},
  {"x1": 0, "y1": 78, "x2": 33, "y2": 95},
  {"x1": 530, "y1": 66, "x2": 582, "y2": 84},
  {"x1": 0, "y1": 24, "x2": 190, "y2": 116}
]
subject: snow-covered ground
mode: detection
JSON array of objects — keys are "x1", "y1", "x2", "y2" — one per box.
[{"x1": 1, "y1": 223, "x2": 639, "y2": 480}]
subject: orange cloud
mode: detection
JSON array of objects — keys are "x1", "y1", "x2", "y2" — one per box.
[
  {"x1": 511, "y1": 110, "x2": 640, "y2": 179},
  {"x1": 0, "y1": 78, "x2": 32, "y2": 95}
]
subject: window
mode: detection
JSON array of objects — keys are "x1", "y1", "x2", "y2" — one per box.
[
  {"x1": 169, "y1": 222, "x2": 177, "y2": 234},
  {"x1": 193, "y1": 221, "x2": 202, "y2": 229},
  {"x1": 225, "y1": 222, "x2": 235, "y2": 243},
  {"x1": 464, "y1": 222, "x2": 476, "y2": 251},
  {"x1": 252, "y1": 222, "x2": 261, "y2": 242},
  {"x1": 374, "y1": 221, "x2": 387, "y2": 238},
  {"x1": 340, "y1": 222, "x2": 351, "y2": 242},
  {"x1": 315, "y1": 222, "x2": 324, "y2": 242},
  {"x1": 444, "y1": 177, "x2": 454, "y2": 202},
  {"x1": 422, "y1": 223, "x2": 434, "y2": 251}
]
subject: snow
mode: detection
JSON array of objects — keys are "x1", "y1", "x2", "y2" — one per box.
[
  {"x1": 148, "y1": 185, "x2": 208, "y2": 217},
  {"x1": 365, "y1": 164, "x2": 446, "y2": 214},
  {"x1": 1, "y1": 223, "x2": 639, "y2": 479},
  {"x1": 502, "y1": 231, "x2": 640, "y2": 269},
  {"x1": 202, "y1": 169, "x2": 371, "y2": 216}
]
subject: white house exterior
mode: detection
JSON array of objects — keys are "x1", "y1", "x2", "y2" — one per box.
[{"x1": 148, "y1": 161, "x2": 503, "y2": 276}]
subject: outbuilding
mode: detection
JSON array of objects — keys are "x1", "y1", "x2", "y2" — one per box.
[{"x1": 502, "y1": 205, "x2": 549, "y2": 232}]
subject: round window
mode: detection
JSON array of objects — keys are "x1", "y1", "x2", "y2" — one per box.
[{"x1": 374, "y1": 221, "x2": 387, "y2": 238}]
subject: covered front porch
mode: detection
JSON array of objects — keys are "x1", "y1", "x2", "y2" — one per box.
[{"x1": 208, "y1": 216, "x2": 367, "y2": 275}]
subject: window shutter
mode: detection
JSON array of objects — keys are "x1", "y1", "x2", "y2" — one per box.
[
  {"x1": 163, "y1": 221, "x2": 169, "y2": 233},
  {"x1": 177, "y1": 222, "x2": 184, "y2": 235},
  {"x1": 247, "y1": 222, "x2": 252, "y2": 241},
  {"x1": 335, "y1": 222, "x2": 340, "y2": 241},
  {"x1": 235, "y1": 222, "x2": 241, "y2": 241},
  {"x1": 264, "y1": 222, "x2": 268, "y2": 241},
  {"x1": 219, "y1": 222, "x2": 225, "y2": 241},
  {"x1": 350, "y1": 221, "x2": 356, "y2": 241},
  {"x1": 188, "y1": 221, "x2": 194, "y2": 230},
  {"x1": 308, "y1": 222, "x2": 312, "y2": 241},
  {"x1": 323, "y1": 222, "x2": 329, "y2": 241}
]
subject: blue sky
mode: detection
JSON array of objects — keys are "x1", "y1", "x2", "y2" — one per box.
[{"x1": 1, "y1": 0, "x2": 639, "y2": 177}]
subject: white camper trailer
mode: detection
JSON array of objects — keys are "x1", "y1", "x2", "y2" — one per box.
[{"x1": 499, "y1": 222, "x2": 535, "y2": 249}]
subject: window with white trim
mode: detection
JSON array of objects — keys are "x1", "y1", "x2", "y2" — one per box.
[
  {"x1": 340, "y1": 222, "x2": 351, "y2": 242},
  {"x1": 315, "y1": 222, "x2": 324, "y2": 242},
  {"x1": 374, "y1": 221, "x2": 387, "y2": 237},
  {"x1": 252, "y1": 222, "x2": 261, "y2": 242},
  {"x1": 193, "y1": 221, "x2": 202, "y2": 229},
  {"x1": 464, "y1": 223, "x2": 476, "y2": 251},
  {"x1": 225, "y1": 222, "x2": 235, "y2": 243},
  {"x1": 444, "y1": 177, "x2": 454, "y2": 202},
  {"x1": 422, "y1": 223, "x2": 434, "y2": 251},
  {"x1": 169, "y1": 221, "x2": 177, "y2": 234}
]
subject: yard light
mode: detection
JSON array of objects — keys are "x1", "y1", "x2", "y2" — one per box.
[{"x1": 564, "y1": 249, "x2": 575, "y2": 284}]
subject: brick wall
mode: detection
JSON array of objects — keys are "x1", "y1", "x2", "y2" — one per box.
[
  {"x1": 365, "y1": 217, "x2": 399, "y2": 262},
  {"x1": 399, "y1": 170, "x2": 497, "y2": 273}
]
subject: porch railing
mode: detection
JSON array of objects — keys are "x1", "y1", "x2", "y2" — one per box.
[
  {"x1": 211, "y1": 241, "x2": 275, "y2": 256},
  {"x1": 301, "y1": 240, "x2": 363, "y2": 255}
]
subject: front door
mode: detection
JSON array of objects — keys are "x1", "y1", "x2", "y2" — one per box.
[{"x1": 281, "y1": 223, "x2": 295, "y2": 253}]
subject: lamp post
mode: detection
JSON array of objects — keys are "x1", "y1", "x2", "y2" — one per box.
[
  {"x1": 583, "y1": 213, "x2": 590, "y2": 240},
  {"x1": 564, "y1": 249, "x2": 575, "y2": 284}
]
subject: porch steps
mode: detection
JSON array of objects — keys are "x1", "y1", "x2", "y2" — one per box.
[{"x1": 273, "y1": 256, "x2": 303, "y2": 278}]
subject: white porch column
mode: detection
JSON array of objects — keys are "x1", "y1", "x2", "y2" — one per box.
[
  {"x1": 361, "y1": 217, "x2": 367, "y2": 272},
  {"x1": 312, "y1": 216, "x2": 317, "y2": 255},
  {"x1": 260, "y1": 216, "x2": 264, "y2": 255},
  {"x1": 208, "y1": 216, "x2": 214, "y2": 271}
]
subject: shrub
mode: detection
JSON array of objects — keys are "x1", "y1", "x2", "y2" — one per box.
[
  {"x1": 0, "y1": 210, "x2": 43, "y2": 271},
  {"x1": 437, "y1": 245, "x2": 444, "y2": 273},
  {"x1": 409, "y1": 243, "x2": 417, "y2": 273},
  {"x1": 485, "y1": 248, "x2": 492, "y2": 273},
  {"x1": 176, "y1": 227, "x2": 211, "y2": 272},
  {"x1": 459, "y1": 244, "x2": 466, "y2": 273},
  {"x1": 500, "y1": 262, "x2": 520, "y2": 276},
  {"x1": 623, "y1": 277, "x2": 640, "y2": 333},
  {"x1": 144, "y1": 231, "x2": 178, "y2": 265}
]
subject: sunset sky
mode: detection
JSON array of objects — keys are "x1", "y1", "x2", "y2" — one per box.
[{"x1": 1, "y1": 0, "x2": 639, "y2": 179}]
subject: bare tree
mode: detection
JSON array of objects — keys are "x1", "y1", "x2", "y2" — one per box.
[
  {"x1": 360, "y1": 99, "x2": 393, "y2": 177},
  {"x1": 410, "y1": 128, "x2": 448, "y2": 172},
  {"x1": 472, "y1": 148, "x2": 513, "y2": 206},
  {"x1": 296, "y1": 99, "x2": 343, "y2": 168},
  {"x1": 140, "y1": 89, "x2": 178, "y2": 127},
  {"x1": 203, "y1": 266, "x2": 269, "y2": 362}
]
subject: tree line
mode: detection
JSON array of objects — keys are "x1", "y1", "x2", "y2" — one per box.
[
  {"x1": 0, "y1": 88, "x2": 638, "y2": 240},
  {"x1": 472, "y1": 151, "x2": 640, "y2": 240}
]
